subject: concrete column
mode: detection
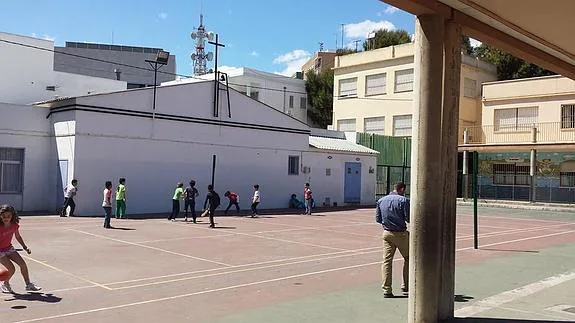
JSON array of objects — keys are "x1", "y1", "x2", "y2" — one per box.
[
  {"x1": 438, "y1": 20, "x2": 462, "y2": 321},
  {"x1": 408, "y1": 14, "x2": 445, "y2": 323}
]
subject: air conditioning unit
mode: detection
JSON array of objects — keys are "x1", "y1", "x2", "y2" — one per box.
[{"x1": 302, "y1": 166, "x2": 311, "y2": 174}]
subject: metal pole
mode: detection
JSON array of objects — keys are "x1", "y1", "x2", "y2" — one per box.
[
  {"x1": 472, "y1": 151, "x2": 479, "y2": 249},
  {"x1": 211, "y1": 155, "x2": 216, "y2": 187},
  {"x1": 213, "y1": 35, "x2": 219, "y2": 118},
  {"x1": 463, "y1": 128, "x2": 469, "y2": 198},
  {"x1": 530, "y1": 149, "x2": 537, "y2": 202},
  {"x1": 152, "y1": 62, "x2": 158, "y2": 115}
]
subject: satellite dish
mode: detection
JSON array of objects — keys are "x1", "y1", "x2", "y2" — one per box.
[
  {"x1": 191, "y1": 53, "x2": 197, "y2": 60},
  {"x1": 207, "y1": 32, "x2": 214, "y2": 41},
  {"x1": 206, "y1": 52, "x2": 214, "y2": 61},
  {"x1": 191, "y1": 32, "x2": 197, "y2": 40}
]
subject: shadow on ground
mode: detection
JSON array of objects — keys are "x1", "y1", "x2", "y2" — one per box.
[
  {"x1": 454, "y1": 294, "x2": 474, "y2": 302},
  {"x1": 4, "y1": 292, "x2": 62, "y2": 304}
]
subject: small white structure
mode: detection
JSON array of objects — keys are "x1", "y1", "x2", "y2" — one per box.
[
  {"x1": 0, "y1": 32, "x2": 126, "y2": 105},
  {"x1": 163, "y1": 67, "x2": 309, "y2": 124},
  {"x1": 0, "y1": 81, "x2": 376, "y2": 215}
]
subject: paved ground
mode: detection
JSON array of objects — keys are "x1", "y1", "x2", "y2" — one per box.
[{"x1": 1, "y1": 206, "x2": 575, "y2": 323}]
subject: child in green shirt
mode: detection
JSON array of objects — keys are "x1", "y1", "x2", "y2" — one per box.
[
  {"x1": 169, "y1": 182, "x2": 184, "y2": 221},
  {"x1": 115, "y1": 178, "x2": 127, "y2": 219}
]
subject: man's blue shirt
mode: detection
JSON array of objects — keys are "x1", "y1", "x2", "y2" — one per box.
[{"x1": 376, "y1": 192, "x2": 410, "y2": 232}]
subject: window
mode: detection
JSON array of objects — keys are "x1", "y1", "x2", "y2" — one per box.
[
  {"x1": 326, "y1": 168, "x2": 331, "y2": 176},
  {"x1": 365, "y1": 73, "x2": 386, "y2": 96},
  {"x1": 289, "y1": 95, "x2": 294, "y2": 108},
  {"x1": 560, "y1": 161, "x2": 575, "y2": 187},
  {"x1": 561, "y1": 104, "x2": 575, "y2": 129},
  {"x1": 364, "y1": 117, "x2": 385, "y2": 135},
  {"x1": 288, "y1": 156, "x2": 299, "y2": 175},
  {"x1": 393, "y1": 115, "x2": 412, "y2": 137},
  {"x1": 300, "y1": 97, "x2": 307, "y2": 109},
  {"x1": 494, "y1": 107, "x2": 538, "y2": 132},
  {"x1": 394, "y1": 69, "x2": 414, "y2": 93},
  {"x1": 0, "y1": 148, "x2": 24, "y2": 193},
  {"x1": 492, "y1": 163, "x2": 531, "y2": 186},
  {"x1": 339, "y1": 78, "x2": 357, "y2": 98},
  {"x1": 250, "y1": 91, "x2": 259, "y2": 101},
  {"x1": 337, "y1": 119, "x2": 356, "y2": 132},
  {"x1": 464, "y1": 78, "x2": 477, "y2": 98}
]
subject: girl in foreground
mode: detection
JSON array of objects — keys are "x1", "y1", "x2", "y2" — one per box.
[{"x1": 0, "y1": 204, "x2": 41, "y2": 293}]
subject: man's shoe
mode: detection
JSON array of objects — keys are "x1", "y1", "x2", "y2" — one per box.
[
  {"x1": 401, "y1": 287, "x2": 408, "y2": 294},
  {"x1": 383, "y1": 293, "x2": 394, "y2": 298}
]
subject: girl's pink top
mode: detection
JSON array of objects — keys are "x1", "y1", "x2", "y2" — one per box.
[{"x1": 0, "y1": 223, "x2": 18, "y2": 252}]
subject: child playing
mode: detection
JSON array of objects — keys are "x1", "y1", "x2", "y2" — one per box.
[
  {"x1": 103, "y1": 181, "x2": 113, "y2": 229},
  {"x1": 115, "y1": 178, "x2": 127, "y2": 219},
  {"x1": 202, "y1": 185, "x2": 220, "y2": 228},
  {"x1": 169, "y1": 182, "x2": 185, "y2": 221},
  {"x1": 0, "y1": 204, "x2": 41, "y2": 293},
  {"x1": 184, "y1": 180, "x2": 199, "y2": 223},
  {"x1": 250, "y1": 184, "x2": 260, "y2": 218},
  {"x1": 224, "y1": 191, "x2": 240, "y2": 215},
  {"x1": 60, "y1": 179, "x2": 78, "y2": 217}
]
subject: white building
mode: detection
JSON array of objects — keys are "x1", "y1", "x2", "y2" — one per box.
[
  {"x1": 0, "y1": 81, "x2": 376, "y2": 215},
  {"x1": 163, "y1": 67, "x2": 309, "y2": 125},
  {"x1": 0, "y1": 32, "x2": 126, "y2": 105}
]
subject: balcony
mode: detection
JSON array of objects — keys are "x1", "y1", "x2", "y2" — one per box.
[{"x1": 461, "y1": 122, "x2": 575, "y2": 146}]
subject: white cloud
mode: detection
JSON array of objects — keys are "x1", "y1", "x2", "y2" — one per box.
[
  {"x1": 158, "y1": 12, "x2": 168, "y2": 20},
  {"x1": 344, "y1": 20, "x2": 395, "y2": 39},
  {"x1": 43, "y1": 34, "x2": 55, "y2": 41},
  {"x1": 273, "y1": 49, "x2": 311, "y2": 76},
  {"x1": 250, "y1": 51, "x2": 260, "y2": 57},
  {"x1": 470, "y1": 38, "x2": 482, "y2": 48},
  {"x1": 384, "y1": 6, "x2": 400, "y2": 14}
]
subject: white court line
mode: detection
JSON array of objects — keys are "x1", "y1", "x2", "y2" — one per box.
[
  {"x1": 135, "y1": 233, "x2": 237, "y2": 244},
  {"x1": 458, "y1": 214, "x2": 575, "y2": 225},
  {"x1": 13, "y1": 260, "x2": 385, "y2": 323},
  {"x1": 105, "y1": 246, "x2": 382, "y2": 286},
  {"x1": 498, "y1": 306, "x2": 571, "y2": 321},
  {"x1": 15, "y1": 227, "x2": 575, "y2": 323},
  {"x1": 165, "y1": 221, "x2": 349, "y2": 251},
  {"x1": 244, "y1": 218, "x2": 379, "y2": 238},
  {"x1": 456, "y1": 222, "x2": 575, "y2": 240},
  {"x1": 455, "y1": 271, "x2": 575, "y2": 318},
  {"x1": 110, "y1": 247, "x2": 385, "y2": 290},
  {"x1": 66, "y1": 228, "x2": 232, "y2": 267},
  {"x1": 105, "y1": 223, "x2": 571, "y2": 288},
  {"x1": 23, "y1": 256, "x2": 112, "y2": 291}
]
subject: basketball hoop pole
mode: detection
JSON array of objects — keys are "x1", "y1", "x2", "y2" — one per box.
[{"x1": 472, "y1": 151, "x2": 479, "y2": 249}]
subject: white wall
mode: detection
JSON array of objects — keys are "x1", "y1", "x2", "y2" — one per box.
[
  {"x1": 0, "y1": 33, "x2": 54, "y2": 105},
  {"x1": 0, "y1": 103, "x2": 54, "y2": 212},
  {"x1": 53, "y1": 71, "x2": 126, "y2": 98},
  {"x1": 301, "y1": 149, "x2": 376, "y2": 206},
  {"x1": 0, "y1": 32, "x2": 126, "y2": 105}
]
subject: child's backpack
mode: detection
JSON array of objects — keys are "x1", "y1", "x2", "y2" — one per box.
[{"x1": 212, "y1": 191, "x2": 221, "y2": 208}]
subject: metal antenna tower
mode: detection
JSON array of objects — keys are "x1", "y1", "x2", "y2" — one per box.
[{"x1": 190, "y1": 14, "x2": 214, "y2": 76}]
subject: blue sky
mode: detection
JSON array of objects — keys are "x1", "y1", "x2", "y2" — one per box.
[{"x1": 0, "y1": 0, "x2": 415, "y2": 76}]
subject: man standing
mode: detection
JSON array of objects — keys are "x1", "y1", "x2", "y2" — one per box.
[
  {"x1": 60, "y1": 179, "x2": 78, "y2": 217},
  {"x1": 376, "y1": 182, "x2": 410, "y2": 298}
]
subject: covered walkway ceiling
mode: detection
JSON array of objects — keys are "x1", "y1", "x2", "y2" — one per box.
[{"x1": 381, "y1": 0, "x2": 575, "y2": 80}]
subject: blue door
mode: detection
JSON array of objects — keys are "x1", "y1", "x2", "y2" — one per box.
[{"x1": 344, "y1": 162, "x2": 361, "y2": 204}]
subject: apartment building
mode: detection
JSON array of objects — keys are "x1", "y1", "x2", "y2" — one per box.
[
  {"x1": 331, "y1": 43, "x2": 497, "y2": 140},
  {"x1": 460, "y1": 75, "x2": 575, "y2": 203},
  {"x1": 301, "y1": 51, "x2": 337, "y2": 80}
]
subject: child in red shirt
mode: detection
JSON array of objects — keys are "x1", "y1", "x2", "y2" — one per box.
[{"x1": 0, "y1": 204, "x2": 41, "y2": 293}]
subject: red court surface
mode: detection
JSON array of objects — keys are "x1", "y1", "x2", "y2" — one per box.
[{"x1": 2, "y1": 206, "x2": 575, "y2": 323}]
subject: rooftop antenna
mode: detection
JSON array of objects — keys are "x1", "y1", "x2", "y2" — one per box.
[
  {"x1": 318, "y1": 42, "x2": 324, "y2": 52},
  {"x1": 190, "y1": 13, "x2": 214, "y2": 76}
]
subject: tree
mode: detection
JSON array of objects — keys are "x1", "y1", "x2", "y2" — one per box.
[
  {"x1": 363, "y1": 29, "x2": 411, "y2": 51},
  {"x1": 461, "y1": 36, "x2": 474, "y2": 55},
  {"x1": 305, "y1": 69, "x2": 334, "y2": 128},
  {"x1": 336, "y1": 48, "x2": 358, "y2": 56},
  {"x1": 474, "y1": 44, "x2": 556, "y2": 80}
]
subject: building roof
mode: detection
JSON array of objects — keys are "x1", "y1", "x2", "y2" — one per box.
[{"x1": 309, "y1": 136, "x2": 378, "y2": 154}]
